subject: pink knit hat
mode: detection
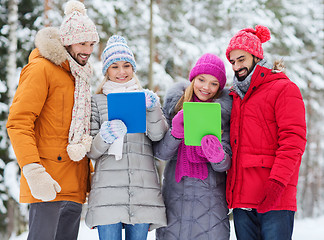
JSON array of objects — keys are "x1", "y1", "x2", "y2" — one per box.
[
  {"x1": 226, "y1": 25, "x2": 271, "y2": 62},
  {"x1": 189, "y1": 53, "x2": 226, "y2": 90},
  {"x1": 60, "y1": 0, "x2": 99, "y2": 46}
]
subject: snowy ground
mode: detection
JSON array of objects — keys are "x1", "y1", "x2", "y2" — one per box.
[{"x1": 10, "y1": 215, "x2": 324, "y2": 239}]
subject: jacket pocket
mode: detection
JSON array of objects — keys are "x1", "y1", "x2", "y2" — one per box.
[
  {"x1": 241, "y1": 154, "x2": 275, "y2": 168},
  {"x1": 55, "y1": 92, "x2": 64, "y2": 127},
  {"x1": 240, "y1": 155, "x2": 275, "y2": 204},
  {"x1": 256, "y1": 106, "x2": 275, "y2": 145},
  {"x1": 39, "y1": 147, "x2": 70, "y2": 162},
  {"x1": 40, "y1": 154, "x2": 89, "y2": 196}
]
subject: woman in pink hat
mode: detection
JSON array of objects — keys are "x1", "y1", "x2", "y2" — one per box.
[{"x1": 153, "y1": 53, "x2": 232, "y2": 240}]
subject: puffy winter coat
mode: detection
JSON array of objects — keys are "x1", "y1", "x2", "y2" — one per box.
[
  {"x1": 6, "y1": 27, "x2": 91, "y2": 204},
  {"x1": 153, "y1": 81, "x2": 232, "y2": 240},
  {"x1": 85, "y1": 93, "x2": 168, "y2": 230},
  {"x1": 227, "y1": 63, "x2": 307, "y2": 211}
]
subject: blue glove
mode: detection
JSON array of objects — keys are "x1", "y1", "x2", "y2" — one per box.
[
  {"x1": 100, "y1": 120, "x2": 127, "y2": 144},
  {"x1": 143, "y1": 89, "x2": 159, "y2": 109}
]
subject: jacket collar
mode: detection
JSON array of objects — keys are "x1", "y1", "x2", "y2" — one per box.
[
  {"x1": 30, "y1": 27, "x2": 70, "y2": 72},
  {"x1": 230, "y1": 58, "x2": 280, "y2": 99}
]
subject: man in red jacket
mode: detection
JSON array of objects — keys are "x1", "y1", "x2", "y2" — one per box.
[{"x1": 225, "y1": 25, "x2": 307, "y2": 240}]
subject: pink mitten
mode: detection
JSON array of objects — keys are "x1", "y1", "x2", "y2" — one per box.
[
  {"x1": 257, "y1": 179, "x2": 285, "y2": 213},
  {"x1": 171, "y1": 110, "x2": 184, "y2": 139},
  {"x1": 201, "y1": 135, "x2": 224, "y2": 163}
]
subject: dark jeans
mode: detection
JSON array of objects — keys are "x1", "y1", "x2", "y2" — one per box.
[
  {"x1": 233, "y1": 208, "x2": 295, "y2": 240},
  {"x1": 27, "y1": 201, "x2": 82, "y2": 240},
  {"x1": 97, "y1": 222, "x2": 149, "y2": 240}
]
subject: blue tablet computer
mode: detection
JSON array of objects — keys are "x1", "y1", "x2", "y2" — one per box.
[{"x1": 107, "y1": 92, "x2": 146, "y2": 133}]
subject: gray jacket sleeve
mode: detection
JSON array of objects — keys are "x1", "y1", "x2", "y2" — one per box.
[
  {"x1": 152, "y1": 82, "x2": 188, "y2": 161},
  {"x1": 153, "y1": 129, "x2": 181, "y2": 161},
  {"x1": 87, "y1": 96, "x2": 110, "y2": 160},
  {"x1": 146, "y1": 102, "x2": 169, "y2": 142},
  {"x1": 210, "y1": 89, "x2": 232, "y2": 172}
]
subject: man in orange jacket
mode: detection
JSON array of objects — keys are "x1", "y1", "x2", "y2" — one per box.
[
  {"x1": 225, "y1": 25, "x2": 307, "y2": 240},
  {"x1": 6, "y1": 1, "x2": 99, "y2": 239}
]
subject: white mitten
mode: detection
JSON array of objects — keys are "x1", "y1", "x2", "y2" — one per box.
[
  {"x1": 100, "y1": 120, "x2": 127, "y2": 144},
  {"x1": 143, "y1": 89, "x2": 160, "y2": 109},
  {"x1": 23, "y1": 163, "x2": 61, "y2": 201}
]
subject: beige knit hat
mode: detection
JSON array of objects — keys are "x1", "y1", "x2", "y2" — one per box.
[{"x1": 60, "y1": 0, "x2": 99, "y2": 46}]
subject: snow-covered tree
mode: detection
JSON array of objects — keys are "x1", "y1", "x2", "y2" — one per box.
[{"x1": 1, "y1": 0, "x2": 323, "y2": 237}]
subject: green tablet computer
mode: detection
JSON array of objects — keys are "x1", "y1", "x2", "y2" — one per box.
[{"x1": 183, "y1": 102, "x2": 221, "y2": 146}]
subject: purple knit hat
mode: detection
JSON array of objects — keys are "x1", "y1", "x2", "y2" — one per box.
[{"x1": 189, "y1": 53, "x2": 226, "y2": 90}]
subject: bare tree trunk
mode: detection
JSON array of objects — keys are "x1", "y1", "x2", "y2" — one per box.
[
  {"x1": 6, "y1": 0, "x2": 18, "y2": 103},
  {"x1": 6, "y1": 197, "x2": 15, "y2": 239},
  {"x1": 44, "y1": 0, "x2": 51, "y2": 27},
  {"x1": 148, "y1": 0, "x2": 154, "y2": 89},
  {"x1": 298, "y1": 87, "x2": 324, "y2": 218},
  {"x1": 299, "y1": 104, "x2": 311, "y2": 216},
  {"x1": 6, "y1": 0, "x2": 18, "y2": 236}
]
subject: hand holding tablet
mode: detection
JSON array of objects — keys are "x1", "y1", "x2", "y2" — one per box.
[{"x1": 183, "y1": 102, "x2": 221, "y2": 146}]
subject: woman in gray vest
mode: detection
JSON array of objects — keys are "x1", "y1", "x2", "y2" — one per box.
[
  {"x1": 154, "y1": 54, "x2": 232, "y2": 240},
  {"x1": 85, "y1": 35, "x2": 167, "y2": 240}
]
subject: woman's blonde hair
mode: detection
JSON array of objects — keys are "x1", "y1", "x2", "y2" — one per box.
[
  {"x1": 173, "y1": 78, "x2": 222, "y2": 116},
  {"x1": 95, "y1": 73, "x2": 142, "y2": 94}
]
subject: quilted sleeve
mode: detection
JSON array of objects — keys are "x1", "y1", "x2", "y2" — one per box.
[
  {"x1": 6, "y1": 62, "x2": 48, "y2": 168},
  {"x1": 270, "y1": 81, "x2": 307, "y2": 186},
  {"x1": 146, "y1": 102, "x2": 169, "y2": 141},
  {"x1": 211, "y1": 89, "x2": 232, "y2": 172},
  {"x1": 153, "y1": 129, "x2": 181, "y2": 161},
  {"x1": 87, "y1": 96, "x2": 110, "y2": 160}
]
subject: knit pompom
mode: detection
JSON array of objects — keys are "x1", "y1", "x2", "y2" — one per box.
[
  {"x1": 255, "y1": 25, "x2": 271, "y2": 43},
  {"x1": 226, "y1": 25, "x2": 270, "y2": 61},
  {"x1": 64, "y1": 0, "x2": 86, "y2": 16},
  {"x1": 107, "y1": 35, "x2": 128, "y2": 45},
  {"x1": 67, "y1": 143, "x2": 87, "y2": 162}
]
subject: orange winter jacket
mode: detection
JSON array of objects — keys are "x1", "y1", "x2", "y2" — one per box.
[{"x1": 6, "y1": 27, "x2": 92, "y2": 204}]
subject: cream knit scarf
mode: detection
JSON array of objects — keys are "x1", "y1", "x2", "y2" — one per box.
[
  {"x1": 66, "y1": 53, "x2": 93, "y2": 161},
  {"x1": 102, "y1": 78, "x2": 139, "y2": 94}
]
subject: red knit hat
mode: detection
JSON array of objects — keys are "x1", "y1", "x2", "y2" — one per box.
[
  {"x1": 226, "y1": 25, "x2": 271, "y2": 62},
  {"x1": 189, "y1": 53, "x2": 226, "y2": 90}
]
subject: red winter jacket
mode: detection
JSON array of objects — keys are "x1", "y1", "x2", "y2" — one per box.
[{"x1": 226, "y1": 64, "x2": 307, "y2": 211}]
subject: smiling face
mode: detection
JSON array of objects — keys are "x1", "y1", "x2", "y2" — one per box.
[
  {"x1": 107, "y1": 61, "x2": 134, "y2": 83},
  {"x1": 193, "y1": 74, "x2": 220, "y2": 101},
  {"x1": 66, "y1": 41, "x2": 96, "y2": 66},
  {"x1": 229, "y1": 49, "x2": 261, "y2": 81}
]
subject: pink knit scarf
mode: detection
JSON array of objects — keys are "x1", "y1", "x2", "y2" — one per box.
[{"x1": 174, "y1": 94, "x2": 213, "y2": 182}]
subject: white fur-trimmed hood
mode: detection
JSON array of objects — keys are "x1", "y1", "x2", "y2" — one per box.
[{"x1": 34, "y1": 27, "x2": 67, "y2": 66}]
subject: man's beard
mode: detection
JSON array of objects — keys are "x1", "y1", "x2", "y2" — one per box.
[
  {"x1": 72, "y1": 53, "x2": 89, "y2": 66},
  {"x1": 66, "y1": 46, "x2": 89, "y2": 66},
  {"x1": 235, "y1": 58, "x2": 258, "y2": 81}
]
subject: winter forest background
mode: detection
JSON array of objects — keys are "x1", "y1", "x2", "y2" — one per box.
[{"x1": 0, "y1": 0, "x2": 323, "y2": 239}]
